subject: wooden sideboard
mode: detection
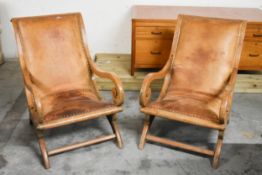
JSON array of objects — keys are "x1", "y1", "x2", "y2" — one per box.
[{"x1": 131, "y1": 5, "x2": 262, "y2": 75}]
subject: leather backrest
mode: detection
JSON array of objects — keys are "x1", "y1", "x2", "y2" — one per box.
[
  {"x1": 12, "y1": 13, "x2": 95, "y2": 99},
  {"x1": 167, "y1": 15, "x2": 246, "y2": 96}
]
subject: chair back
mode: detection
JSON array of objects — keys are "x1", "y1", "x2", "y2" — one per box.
[
  {"x1": 12, "y1": 13, "x2": 96, "y2": 99},
  {"x1": 167, "y1": 15, "x2": 246, "y2": 96}
]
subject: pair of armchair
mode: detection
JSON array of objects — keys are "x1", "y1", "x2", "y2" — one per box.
[{"x1": 11, "y1": 13, "x2": 246, "y2": 169}]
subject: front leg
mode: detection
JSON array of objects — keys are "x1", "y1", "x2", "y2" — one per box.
[
  {"x1": 36, "y1": 130, "x2": 50, "y2": 169},
  {"x1": 107, "y1": 114, "x2": 123, "y2": 148},
  {"x1": 139, "y1": 115, "x2": 155, "y2": 150}
]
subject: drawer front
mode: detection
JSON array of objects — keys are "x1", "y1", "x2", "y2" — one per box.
[
  {"x1": 239, "y1": 41, "x2": 262, "y2": 69},
  {"x1": 135, "y1": 39, "x2": 172, "y2": 66},
  {"x1": 135, "y1": 26, "x2": 175, "y2": 39},
  {"x1": 245, "y1": 23, "x2": 262, "y2": 42}
]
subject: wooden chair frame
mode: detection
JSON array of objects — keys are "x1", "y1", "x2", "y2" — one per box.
[
  {"x1": 11, "y1": 13, "x2": 124, "y2": 169},
  {"x1": 139, "y1": 15, "x2": 246, "y2": 169}
]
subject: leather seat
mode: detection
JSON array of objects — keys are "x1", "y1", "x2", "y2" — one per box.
[
  {"x1": 147, "y1": 92, "x2": 221, "y2": 124},
  {"x1": 41, "y1": 89, "x2": 118, "y2": 123}
]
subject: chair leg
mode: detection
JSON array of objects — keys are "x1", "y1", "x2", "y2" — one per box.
[
  {"x1": 212, "y1": 130, "x2": 224, "y2": 169},
  {"x1": 36, "y1": 130, "x2": 50, "y2": 169},
  {"x1": 139, "y1": 115, "x2": 155, "y2": 150},
  {"x1": 29, "y1": 110, "x2": 33, "y2": 126},
  {"x1": 107, "y1": 114, "x2": 123, "y2": 149},
  {"x1": 29, "y1": 118, "x2": 33, "y2": 126}
]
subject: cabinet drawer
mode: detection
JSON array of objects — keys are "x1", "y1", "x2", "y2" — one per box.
[
  {"x1": 239, "y1": 41, "x2": 262, "y2": 69},
  {"x1": 245, "y1": 23, "x2": 262, "y2": 42},
  {"x1": 135, "y1": 39, "x2": 172, "y2": 66},
  {"x1": 135, "y1": 26, "x2": 175, "y2": 39}
]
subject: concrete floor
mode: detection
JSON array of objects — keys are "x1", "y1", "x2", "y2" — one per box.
[{"x1": 0, "y1": 61, "x2": 262, "y2": 175}]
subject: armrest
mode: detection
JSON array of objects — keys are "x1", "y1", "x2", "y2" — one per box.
[
  {"x1": 25, "y1": 87, "x2": 44, "y2": 124},
  {"x1": 219, "y1": 68, "x2": 238, "y2": 124},
  {"x1": 140, "y1": 69, "x2": 169, "y2": 107},
  {"x1": 23, "y1": 69, "x2": 44, "y2": 123},
  {"x1": 88, "y1": 58, "x2": 124, "y2": 106}
]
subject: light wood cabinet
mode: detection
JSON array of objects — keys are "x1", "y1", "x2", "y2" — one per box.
[
  {"x1": 131, "y1": 5, "x2": 262, "y2": 75},
  {"x1": 239, "y1": 23, "x2": 262, "y2": 70}
]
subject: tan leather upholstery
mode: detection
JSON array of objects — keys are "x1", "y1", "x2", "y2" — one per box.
[
  {"x1": 168, "y1": 16, "x2": 243, "y2": 96},
  {"x1": 41, "y1": 89, "x2": 115, "y2": 123},
  {"x1": 12, "y1": 13, "x2": 124, "y2": 127},
  {"x1": 15, "y1": 14, "x2": 96, "y2": 99},
  {"x1": 148, "y1": 92, "x2": 221, "y2": 123},
  {"x1": 140, "y1": 15, "x2": 246, "y2": 127},
  {"x1": 162, "y1": 16, "x2": 244, "y2": 123}
]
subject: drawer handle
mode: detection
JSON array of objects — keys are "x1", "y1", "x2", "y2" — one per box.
[
  {"x1": 151, "y1": 31, "x2": 162, "y2": 35},
  {"x1": 249, "y1": 53, "x2": 259, "y2": 57},
  {"x1": 150, "y1": 51, "x2": 162, "y2": 55},
  {"x1": 253, "y1": 34, "x2": 262, "y2": 37}
]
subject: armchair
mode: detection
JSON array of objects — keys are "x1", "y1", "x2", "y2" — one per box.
[
  {"x1": 139, "y1": 15, "x2": 246, "y2": 168},
  {"x1": 11, "y1": 13, "x2": 124, "y2": 169}
]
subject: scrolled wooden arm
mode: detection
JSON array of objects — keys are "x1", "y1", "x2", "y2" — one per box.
[
  {"x1": 23, "y1": 69, "x2": 44, "y2": 124},
  {"x1": 88, "y1": 58, "x2": 124, "y2": 106},
  {"x1": 219, "y1": 68, "x2": 238, "y2": 124},
  {"x1": 140, "y1": 68, "x2": 169, "y2": 107}
]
